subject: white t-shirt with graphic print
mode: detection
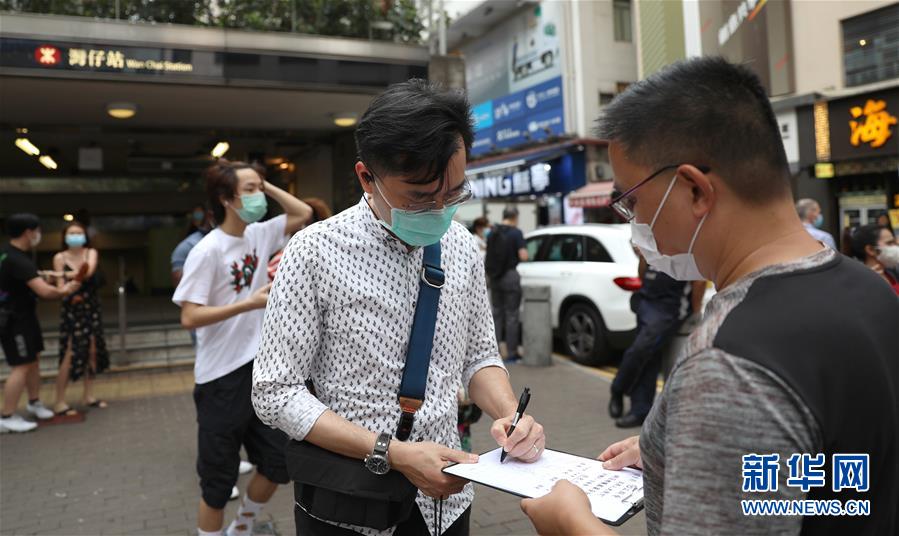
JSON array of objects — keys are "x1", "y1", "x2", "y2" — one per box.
[{"x1": 173, "y1": 215, "x2": 286, "y2": 384}]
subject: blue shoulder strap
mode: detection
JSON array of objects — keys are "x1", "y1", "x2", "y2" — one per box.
[{"x1": 395, "y1": 243, "x2": 444, "y2": 441}]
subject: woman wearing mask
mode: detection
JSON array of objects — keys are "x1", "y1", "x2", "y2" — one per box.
[
  {"x1": 470, "y1": 216, "x2": 490, "y2": 259},
  {"x1": 848, "y1": 224, "x2": 899, "y2": 295},
  {"x1": 52, "y1": 221, "x2": 110, "y2": 415}
]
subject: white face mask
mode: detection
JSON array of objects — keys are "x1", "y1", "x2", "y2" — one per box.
[
  {"x1": 876, "y1": 244, "x2": 899, "y2": 269},
  {"x1": 29, "y1": 230, "x2": 42, "y2": 248},
  {"x1": 629, "y1": 174, "x2": 708, "y2": 281}
]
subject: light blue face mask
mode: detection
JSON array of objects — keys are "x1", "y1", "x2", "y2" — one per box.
[
  {"x1": 65, "y1": 234, "x2": 87, "y2": 248},
  {"x1": 234, "y1": 192, "x2": 267, "y2": 223},
  {"x1": 814, "y1": 214, "x2": 824, "y2": 228},
  {"x1": 373, "y1": 180, "x2": 457, "y2": 247}
]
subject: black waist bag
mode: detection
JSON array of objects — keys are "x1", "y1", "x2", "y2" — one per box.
[{"x1": 286, "y1": 440, "x2": 417, "y2": 530}]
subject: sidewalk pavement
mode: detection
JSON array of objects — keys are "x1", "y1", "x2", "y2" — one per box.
[{"x1": 1, "y1": 358, "x2": 647, "y2": 536}]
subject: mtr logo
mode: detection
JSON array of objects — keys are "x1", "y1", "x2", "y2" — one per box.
[{"x1": 34, "y1": 45, "x2": 61, "y2": 67}]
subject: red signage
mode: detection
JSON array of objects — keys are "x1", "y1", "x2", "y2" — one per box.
[{"x1": 34, "y1": 45, "x2": 61, "y2": 66}]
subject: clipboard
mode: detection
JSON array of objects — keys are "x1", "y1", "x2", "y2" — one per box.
[{"x1": 443, "y1": 447, "x2": 644, "y2": 526}]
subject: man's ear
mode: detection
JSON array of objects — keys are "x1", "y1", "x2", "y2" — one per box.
[
  {"x1": 678, "y1": 164, "x2": 715, "y2": 219},
  {"x1": 355, "y1": 161, "x2": 374, "y2": 195}
]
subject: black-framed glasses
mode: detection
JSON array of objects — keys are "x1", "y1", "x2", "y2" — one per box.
[
  {"x1": 610, "y1": 164, "x2": 711, "y2": 222},
  {"x1": 366, "y1": 164, "x2": 473, "y2": 214}
]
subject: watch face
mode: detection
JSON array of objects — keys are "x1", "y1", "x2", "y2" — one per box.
[{"x1": 366, "y1": 455, "x2": 390, "y2": 475}]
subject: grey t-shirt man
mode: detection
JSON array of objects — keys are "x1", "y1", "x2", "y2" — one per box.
[{"x1": 641, "y1": 248, "x2": 898, "y2": 534}]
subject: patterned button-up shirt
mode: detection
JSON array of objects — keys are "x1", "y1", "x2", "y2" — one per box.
[{"x1": 253, "y1": 197, "x2": 504, "y2": 535}]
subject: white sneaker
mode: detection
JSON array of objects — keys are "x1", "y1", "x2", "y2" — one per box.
[
  {"x1": 26, "y1": 401, "x2": 54, "y2": 420},
  {"x1": 230, "y1": 486, "x2": 239, "y2": 501},
  {"x1": 238, "y1": 460, "x2": 254, "y2": 475},
  {"x1": 0, "y1": 414, "x2": 38, "y2": 433}
]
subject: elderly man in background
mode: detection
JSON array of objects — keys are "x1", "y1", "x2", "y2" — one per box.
[{"x1": 796, "y1": 198, "x2": 837, "y2": 249}]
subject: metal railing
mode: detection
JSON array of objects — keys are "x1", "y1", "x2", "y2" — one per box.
[{"x1": 117, "y1": 255, "x2": 127, "y2": 364}]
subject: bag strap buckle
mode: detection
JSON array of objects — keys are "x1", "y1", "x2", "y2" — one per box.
[
  {"x1": 396, "y1": 397, "x2": 423, "y2": 441},
  {"x1": 420, "y1": 265, "x2": 445, "y2": 289}
]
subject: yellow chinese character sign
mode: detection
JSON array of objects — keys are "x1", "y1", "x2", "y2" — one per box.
[{"x1": 849, "y1": 99, "x2": 897, "y2": 149}]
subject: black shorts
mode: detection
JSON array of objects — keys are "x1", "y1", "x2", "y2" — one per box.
[
  {"x1": 194, "y1": 360, "x2": 289, "y2": 509},
  {"x1": 1, "y1": 313, "x2": 43, "y2": 367}
]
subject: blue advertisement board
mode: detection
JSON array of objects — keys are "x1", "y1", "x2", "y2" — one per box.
[{"x1": 471, "y1": 76, "x2": 565, "y2": 156}]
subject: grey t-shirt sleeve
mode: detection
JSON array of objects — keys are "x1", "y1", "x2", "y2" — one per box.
[{"x1": 658, "y1": 348, "x2": 822, "y2": 535}]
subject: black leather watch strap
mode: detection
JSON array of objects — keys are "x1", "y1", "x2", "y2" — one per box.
[{"x1": 373, "y1": 432, "x2": 391, "y2": 456}]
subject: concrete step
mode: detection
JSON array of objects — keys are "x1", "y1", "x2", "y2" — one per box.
[{"x1": 1, "y1": 323, "x2": 196, "y2": 381}]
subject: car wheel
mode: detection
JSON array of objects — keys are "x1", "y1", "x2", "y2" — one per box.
[
  {"x1": 541, "y1": 52, "x2": 553, "y2": 66},
  {"x1": 561, "y1": 302, "x2": 612, "y2": 366}
]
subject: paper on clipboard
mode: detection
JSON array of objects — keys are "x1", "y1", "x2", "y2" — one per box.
[{"x1": 443, "y1": 448, "x2": 643, "y2": 524}]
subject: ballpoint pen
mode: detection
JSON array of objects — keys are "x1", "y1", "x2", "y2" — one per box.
[{"x1": 501, "y1": 387, "x2": 531, "y2": 463}]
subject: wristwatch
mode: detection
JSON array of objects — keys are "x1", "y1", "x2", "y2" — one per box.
[{"x1": 365, "y1": 432, "x2": 392, "y2": 475}]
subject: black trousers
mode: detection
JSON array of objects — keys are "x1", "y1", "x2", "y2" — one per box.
[
  {"x1": 611, "y1": 301, "x2": 684, "y2": 417},
  {"x1": 295, "y1": 504, "x2": 471, "y2": 536}
]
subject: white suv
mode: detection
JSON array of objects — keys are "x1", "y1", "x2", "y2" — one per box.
[{"x1": 517, "y1": 224, "x2": 639, "y2": 365}]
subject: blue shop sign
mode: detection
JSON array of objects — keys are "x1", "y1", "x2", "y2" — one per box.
[
  {"x1": 471, "y1": 76, "x2": 565, "y2": 156},
  {"x1": 469, "y1": 150, "x2": 585, "y2": 199}
]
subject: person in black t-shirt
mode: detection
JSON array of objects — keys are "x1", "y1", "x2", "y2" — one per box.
[
  {"x1": 485, "y1": 206, "x2": 528, "y2": 363},
  {"x1": 1, "y1": 213, "x2": 80, "y2": 433}
]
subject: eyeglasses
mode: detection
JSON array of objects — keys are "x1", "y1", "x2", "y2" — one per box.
[
  {"x1": 610, "y1": 164, "x2": 711, "y2": 222},
  {"x1": 367, "y1": 165, "x2": 473, "y2": 214}
]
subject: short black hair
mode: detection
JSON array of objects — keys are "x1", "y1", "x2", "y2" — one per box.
[
  {"x1": 595, "y1": 57, "x2": 790, "y2": 203},
  {"x1": 503, "y1": 207, "x2": 519, "y2": 220},
  {"x1": 355, "y1": 79, "x2": 474, "y2": 187},
  {"x1": 848, "y1": 224, "x2": 889, "y2": 261},
  {"x1": 5, "y1": 213, "x2": 40, "y2": 238},
  {"x1": 203, "y1": 159, "x2": 266, "y2": 224}
]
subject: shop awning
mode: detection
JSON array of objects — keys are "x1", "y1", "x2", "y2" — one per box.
[{"x1": 567, "y1": 181, "x2": 614, "y2": 208}]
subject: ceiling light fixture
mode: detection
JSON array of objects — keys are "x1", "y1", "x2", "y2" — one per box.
[
  {"x1": 333, "y1": 112, "x2": 358, "y2": 128},
  {"x1": 107, "y1": 102, "x2": 137, "y2": 119},
  {"x1": 279, "y1": 162, "x2": 290, "y2": 170},
  {"x1": 859, "y1": 39, "x2": 867, "y2": 46},
  {"x1": 63, "y1": 214, "x2": 74, "y2": 222},
  {"x1": 15, "y1": 138, "x2": 40, "y2": 156},
  {"x1": 39, "y1": 155, "x2": 58, "y2": 170},
  {"x1": 211, "y1": 141, "x2": 230, "y2": 158}
]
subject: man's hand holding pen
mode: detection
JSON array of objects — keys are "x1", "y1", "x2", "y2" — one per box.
[{"x1": 491, "y1": 387, "x2": 545, "y2": 464}]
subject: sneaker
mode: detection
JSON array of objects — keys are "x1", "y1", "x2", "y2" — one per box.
[
  {"x1": 238, "y1": 460, "x2": 254, "y2": 475},
  {"x1": 0, "y1": 414, "x2": 38, "y2": 433},
  {"x1": 225, "y1": 518, "x2": 254, "y2": 536},
  {"x1": 26, "y1": 401, "x2": 54, "y2": 420},
  {"x1": 230, "y1": 486, "x2": 239, "y2": 501}
]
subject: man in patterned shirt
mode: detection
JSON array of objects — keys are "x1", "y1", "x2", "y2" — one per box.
[
  {"x1": 521, "y1": 58, "x2": 897, "y2": 535},
  {"x1": 253, "y1": 79, "x2": 547, "y2": 536}
]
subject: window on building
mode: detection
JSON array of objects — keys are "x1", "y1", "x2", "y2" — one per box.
[
  {"x1": 842, "y1": 3, "x2": 899, "y2": 87},
  {"x1": 613, "y1": 0, "x2": 632, "y2": 43}
]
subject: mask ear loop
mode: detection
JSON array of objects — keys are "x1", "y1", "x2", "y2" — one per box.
[
  {"x1": 650, "y1": 174, "x2": 680, "y2": 229},
  {"x1": 687, "y1": 213, "x2": 708, "y2": 254}
]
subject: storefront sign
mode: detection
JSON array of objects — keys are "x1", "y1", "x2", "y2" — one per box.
[
  {"x1": 849, "y1": 99, "x2": 897, "y2": 149},
  {"x1": 461, "y1": 3, "x2": 566, "y2": 156},
  {"x1": 471, "y1": 76, "x2": 565, "y2": 156},
  {"x1": 827, "y1": 88, "x2": 899, "y2": 161},
  {"x1": 467, "y1": 149, "x2": 586, "y2": 199},
  {"x1": 470, "y1": 163, "x2": 552, "y2": 198},
  {"x1": 814, "y1": 162, "x2": 835, "y2": 179},
  {"x1": 0, "y1": 37, "x2": 427, "y2": 88},
  {"x1": 2, "y1": 38, "x2": 216, "y2": 78}
]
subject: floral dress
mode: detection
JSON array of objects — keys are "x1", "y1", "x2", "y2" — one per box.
[{"x1": 59, "y1": 256, "x2": 109, "y2": 381}]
